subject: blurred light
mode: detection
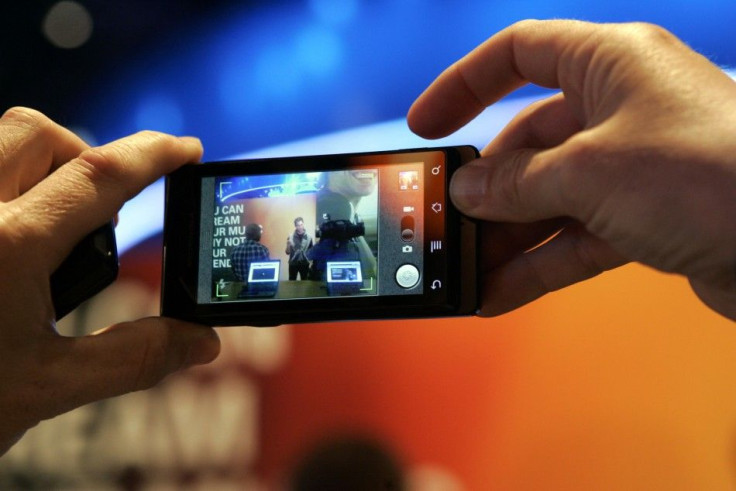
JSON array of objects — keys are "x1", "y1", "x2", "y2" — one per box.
[
  {"x1": 42, "y1": 1, "x2": 93, "y2": 49},
  {"x1": 216, "y1": 18, "x2": 344, "y2": 123},
  {"x1": 134, "y1": 94, "x2": 184, "y2": 134},
  {"x1": 296, "y1": 26, "x2": 343, "y2": 76},
  {"x1": 329, "y1": 96, "x2": 377, "y2": 129},
  {"x1": 116, "y1": 95, "x2": 540, "y2": 254},
  {"x1": 254, "y1": 46, "x2": 302, "y2": 100},
  {"x1": 67, "y1": 126, "x2": 98, "y2": 147},
  {"x1": 217, "y1": 57, "x2": 254, "y2": 119},
  {"x1": 309, "y1": 0, "x2": 359, "y2": 26}
]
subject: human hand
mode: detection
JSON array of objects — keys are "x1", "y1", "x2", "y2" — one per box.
[
  {"x1": 408, "y1": 20, "x2": 736, "y2": 320},
  {"x1": 0, "y1": 107, "x2": 220, "y2": 454}
]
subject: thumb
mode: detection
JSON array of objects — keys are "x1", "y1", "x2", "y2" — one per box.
[
  {"x1": 49, "y1": 318, "x2": 220, "y2": 417},
  {"x1": 449, "y1": 148, "x2": 572, "y2": 223}
]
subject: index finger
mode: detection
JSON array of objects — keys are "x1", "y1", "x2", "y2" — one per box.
[
  {"x1": 8, "y1": 131, "x2": 202, "y2": 271},
  {"x1": 0, "y1": 107, "x2": 90, "y2": 201},
  {"x1": 407, "y1": 19, "x2": 598, "y2": 139}
]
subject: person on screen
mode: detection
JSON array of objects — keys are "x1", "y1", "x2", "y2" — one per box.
[
  {"x1": 231, "y1": 223, "x2": 270, "y2": 282},
  {"x1": 308, "y1": 171, "x2": 378, "y2": 282},
  {"x1": 285, "y1": 216, "x2": 313, "y2": 280}
]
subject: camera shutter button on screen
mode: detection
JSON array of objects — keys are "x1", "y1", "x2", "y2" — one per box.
[{"x1": 395, "y1": 263, "x2": 420, "y2": 289}]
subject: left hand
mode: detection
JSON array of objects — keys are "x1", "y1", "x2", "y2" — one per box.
[{"x1": 0, "y1": 107, "x2": 220, "y2": 455}]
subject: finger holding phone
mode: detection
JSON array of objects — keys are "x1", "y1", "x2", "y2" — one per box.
[
  {"x1": 0, "y1": 107, "x2": 220, "y2": 455},
  {"x1": 408, "y1": 20, "x2": 736, "y2": 320}
]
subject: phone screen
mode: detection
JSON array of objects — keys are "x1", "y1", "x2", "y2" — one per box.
[{"x1": 196, "y1": 153, "x2": 444, "y2": 303}]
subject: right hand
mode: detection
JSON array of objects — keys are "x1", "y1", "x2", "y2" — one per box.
[{"x1": 408, "y1": 20, "x2": 736, "y2": 320}]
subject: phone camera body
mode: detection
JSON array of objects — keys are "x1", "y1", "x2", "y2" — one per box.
[
  {"x1": 161, "y1": 146, "x2": 479, "y2": 326},
  {"x1": 50, "y1": 221, "x2": 119, "y2": 320}
]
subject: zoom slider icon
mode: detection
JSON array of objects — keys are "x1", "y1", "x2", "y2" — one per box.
[{"x1": 401, "y1": 215, "x2": 415, "y2": 242}]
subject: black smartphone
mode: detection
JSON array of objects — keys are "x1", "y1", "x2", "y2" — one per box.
[
  {"x1": 50, "y1": 221, "x2": 119, "y2": 320},
  {"x1": 161, "y1": 146, "x2": 479, "y2": 326}
]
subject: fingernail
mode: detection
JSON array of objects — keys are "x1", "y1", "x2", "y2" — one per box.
[
  {"x1": 450, "y1": 163, "x2": 488, "y2": 210},
  {"x1": 178, "y1": 136, "x2": 202, "y2": 145},
  {"x1": 184, "y1": 327, "x2": 221, "y2": 367},
  {"x1": 178, "y1": 136, "x2": 204, "y2": 163}
]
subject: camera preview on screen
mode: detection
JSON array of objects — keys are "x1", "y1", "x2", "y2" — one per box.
[{"x1": 199, "y1": 164, "x2": 426, "y2": 303}]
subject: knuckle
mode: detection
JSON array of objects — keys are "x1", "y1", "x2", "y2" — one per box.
[
  {"x1": 131, "y1": 329, "x2": 171, "y2": 391},
  {"x1": 136, "y1": 129, "x2": 167, "y2": 141},
  {"x1": 568, "y1": 225, "x2": 607, "y2": 279},
  {"x1": 624, "y1": 22, "x2": 677, "y2": 44},
  {"x1": 74, "y1": 131, "x2": 177, "y2": 184},
  {"x1": 495, "y1": 152, "x2": 527, "y2": 210},
  {"x1": 0, "y1": 205, "x2": 39, "y2": 260},
  {"x1": 75, "y1": 145, "x2": 130, "y2": 187},
  {"x1": 521, "y1": 252, "x2": 556, "y2": 297},
  {"x1": 134, "y1": 129, "x2": 177, "y2": 152},
  {"x1": 1, "y1": 106, "x2": 50, "y2": 130},
  {"x1": 555, "y1": 135, "x2": 600, "y2": 215},
  {"x1": 614, "y1": 23, "x2": 683, "y2": 56},
  {"x1": 0, "y1": 107, "x2": 55, "y2": 155},
  {"x1": 491, "y1": 150, "x2": 537, "y2": 217},
  {"x1": 7, "y1": 342, "x2": 64, "y2": 426},
  {"x1": 508, "y1": 18, "x2": 541, "y2": 33}
]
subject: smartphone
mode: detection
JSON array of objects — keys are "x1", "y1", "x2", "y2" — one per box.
[
  {"x1": 50, "y1": 221, "x2": 119, "y2": 320},
  {"x1": 161, "y1": 146, "x2": 479, "y2": 326}
]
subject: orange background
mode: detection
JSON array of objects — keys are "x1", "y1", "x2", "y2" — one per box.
[
  {"x1": 123, "y1": 240, "x2": 736, "y2": 489},
  {"x1": 255, "y1": 265, "x2": 736, "y2": 489}
]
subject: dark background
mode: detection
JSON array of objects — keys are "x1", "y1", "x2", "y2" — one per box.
[{"x1": 2, "y1": 1, "x2": 735, "y2": 162}]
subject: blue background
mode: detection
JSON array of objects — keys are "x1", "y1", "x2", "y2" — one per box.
[{"x1": 70, "y1": 1, "x2": 736, "y2": 160}]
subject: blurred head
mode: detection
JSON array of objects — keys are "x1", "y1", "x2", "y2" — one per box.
[
  {"x1": 288, "y1": 435, "x2": 404, "y2": 491},
  {"x1": 326, "y1": 170, "x2": 377, "y2": 199},
  {"x1": 294, "y1": 217, "x2": 305, "y2": 234},
  {"x1": 245, "y1": 223, "x2": 263, "y2": 241}
]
